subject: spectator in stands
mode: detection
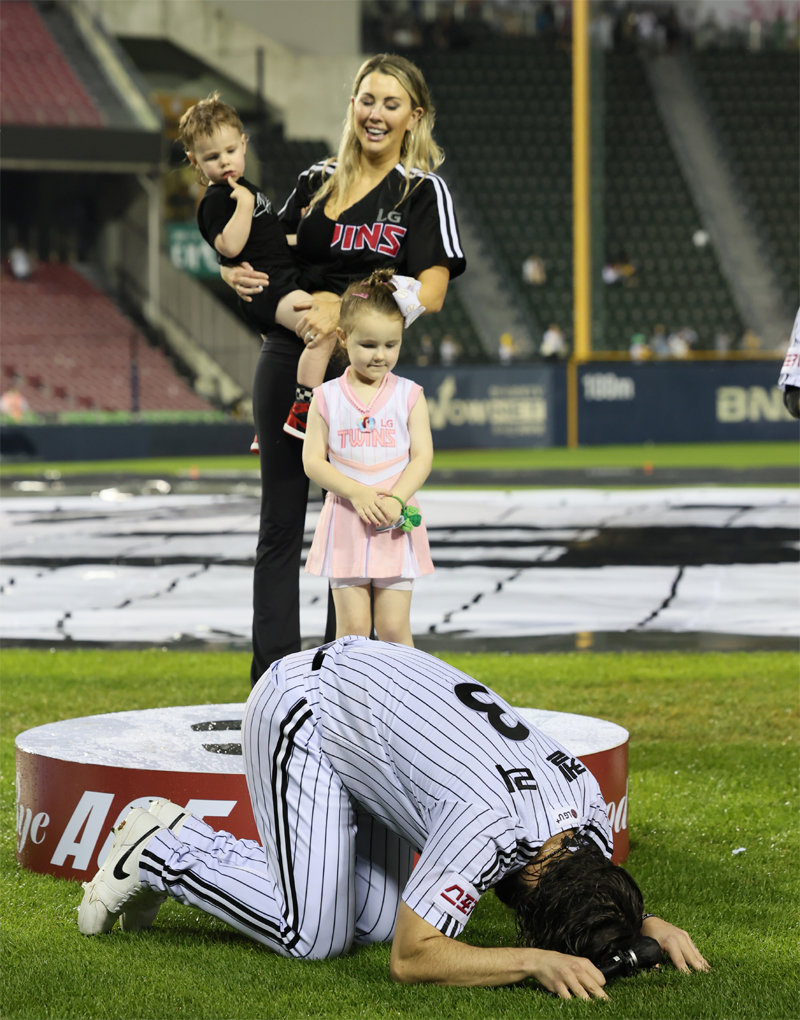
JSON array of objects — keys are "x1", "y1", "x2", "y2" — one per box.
[
  {"x1": 8, "y1": 244, "x2": 33, "y2": 281},
  {"x1": 218, "y1": 54, "x2": 466, "y2": 685},
  {"x1": 522, "y1": 253, "x2": 547, "y2": 286},
  {"x1": 498, "y1": 331, "x2": 516, "y2": 365},
  {"x1": 440, "y1": 333, "x2": 460, "y2": 367},
  {"x1": 416, "y1": 332, "x2": 436, "y2": 367},
  {"x1": 601, "y1": 261, "x2": 621, "y2": 286},
  {"x1": 634, "y1": 6, "x2": 664, "y2": 53},
  {"x1": 604, "y1": 252, "x2": 637, "y2": 287},
  {"x1": 683, "y1": 326, "x2": 698, "y2": 348},
  {"x1": 740, "y1": 329, "x2": 762, "y2": 353},
  {"x1": 591, "y1": 5, "x2": 615, "y2": 50},
  {"x1": 0, "y1": 386, "x2": 30, "y2": 421},
  {"x1": 667, "y1": 328, "x2": 693, "y2": 359},
  {"x1": 541, "y1": 323, "x2": 567, "y2": 361},
  {"x1": 650, "y1": 324, "x2": 670, "y2": 358},
  {"x1": 629, "y1": 332, "x2": 651, "y2": 361}
]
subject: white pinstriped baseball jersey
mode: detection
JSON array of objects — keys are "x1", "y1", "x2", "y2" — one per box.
[
  {"x1": 140, "y1": 637, "x2": 612, "y2": 958},
  {"x1": 778, "y1": 306, "x2": 800, "y2": 389}
]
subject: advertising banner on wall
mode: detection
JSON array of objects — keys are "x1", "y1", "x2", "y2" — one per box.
[
  {"x1": 403, "y1": 365, "x2": 566, "y2": 449},
  {"x1": 577, "y1": 360, "x2": 797, "y2": 444},
  {"x1": 167, "y1": 223, "x2": 219, "y2": 278}
]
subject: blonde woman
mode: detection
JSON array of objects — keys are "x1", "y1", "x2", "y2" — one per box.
[{"x1": 226, "y1": 54, "x2": 465, "y2": 684}]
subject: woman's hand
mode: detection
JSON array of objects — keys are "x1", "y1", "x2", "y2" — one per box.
[
  {"x1": 295, "y1": 292, "x2": 342, "y2": 343},
  {"x1": 219, "y1": 261, "x2": 269, "y2": 302}
]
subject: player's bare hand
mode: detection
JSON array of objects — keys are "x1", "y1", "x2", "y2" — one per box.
[
  {"x1": 532, "y1": 951, "x2": 608, "y2": 1000},
  {"x1": 220, "y1": 261, "x2": 269, "y2": 301},
  {"x1": 642, "y1": 916, "x2": 710, "y2": 973}
]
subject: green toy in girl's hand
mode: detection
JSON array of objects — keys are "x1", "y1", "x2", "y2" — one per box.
[
  {"x1": 375, "y1": 494, "x2": 422, "y2": 533},
  {"x1": 400, "y1": 505, "x2": 421, "y2": 532}
]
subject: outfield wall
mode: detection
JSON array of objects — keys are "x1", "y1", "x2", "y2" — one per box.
[
  {"x1": 573, "y1": 360, "x2": 797, "y2": 445},
  {"x1": 406, "y1": 360, "x2": 796, "y2": 447},
  {"x1": 1, "y1": 362, "x2": 795, "y2": 461}
]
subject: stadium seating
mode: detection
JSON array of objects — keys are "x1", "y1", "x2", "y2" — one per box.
[
  {"x1": 259, "y1": 135, "x2": 330, "y2": 213},
  {"x1": 404, "y1": 37, "x2": 744, "y2": 352},
  {"x1": 0, "y1": 264, "x2": 213, "y2": 415},
  {"x1": 600, "y1": 51, "x2": 743, "y2": 349},
  {"x1": 689, "y1": 49, "x2": 799, "y2": 312},
  {"x1": 0, "y1": 1, "x2": 104, "y2": 127}
]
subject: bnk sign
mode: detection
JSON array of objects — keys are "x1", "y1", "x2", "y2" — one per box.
[{"x1": 716, "y1": 386, "x2": 793, "y2": 422}]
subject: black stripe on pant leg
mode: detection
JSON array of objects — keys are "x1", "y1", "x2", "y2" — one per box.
[
  {"x1": 270, "y1": 698, "x2": 314, "y2": 949},
  {"x1": 141, "y1": 848, "x2": 287, "y2": 944}
]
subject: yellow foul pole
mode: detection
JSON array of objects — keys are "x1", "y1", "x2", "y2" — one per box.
[{"x1": 570, "y1": 0, "x2": 591, "y2": 447}]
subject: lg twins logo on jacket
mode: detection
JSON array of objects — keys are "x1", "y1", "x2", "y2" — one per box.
[{"x1": 331, "y1": 220, "x2": 407, "y2": 257}]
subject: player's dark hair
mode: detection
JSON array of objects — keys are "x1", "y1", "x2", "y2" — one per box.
[
  {"x1": 338, "y1": 268, "x2": 404, "y2": 335},
  {"x1": 494, "y1": 838, "x2": 644, "y2": 965}
]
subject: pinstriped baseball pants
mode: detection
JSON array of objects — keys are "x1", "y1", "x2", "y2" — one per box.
[{"x1": 140, "y1": 670, "x2": 415, "y2": 959}]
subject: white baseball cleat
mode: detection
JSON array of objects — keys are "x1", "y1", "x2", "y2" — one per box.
[
  {"x1": 118, "y1": 799, "x2": 191, "y2": 932},
  {"x1": 77, "y1": 807, "x2": 165, "y2": 935},
  {"x1": 146, "y1": 798, "x2": 191, "y2": 834}
]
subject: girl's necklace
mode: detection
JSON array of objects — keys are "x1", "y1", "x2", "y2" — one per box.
[{"x1": 344, "y1": 370, "x2": 388, "y2": 431}]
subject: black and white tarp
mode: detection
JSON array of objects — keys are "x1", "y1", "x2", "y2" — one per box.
[{"x1": 1, "y1": 488, "x2": 797, "y2": 650}]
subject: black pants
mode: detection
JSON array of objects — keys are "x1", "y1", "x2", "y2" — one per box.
[{"x1": 250, "y1": 335, "x2": 335, "y2": 686}]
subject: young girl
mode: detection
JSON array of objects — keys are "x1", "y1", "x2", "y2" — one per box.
[{"x1": 303, "y1": 269, "x2": 434, "y2": 646}]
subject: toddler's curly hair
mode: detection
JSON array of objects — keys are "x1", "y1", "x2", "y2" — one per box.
[{"x1": 178, "y1": 93, "x2": 244, "y2": 183}]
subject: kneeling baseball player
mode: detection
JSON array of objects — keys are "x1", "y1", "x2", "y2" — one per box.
[{"x1": 77, "y1": 636, "x2": 709, "y2": 999}]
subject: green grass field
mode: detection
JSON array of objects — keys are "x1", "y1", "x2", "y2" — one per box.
[
  {"x1": 1, "y1": 440, "x2": 797, "y2": 480},
  {"x1": 3, "y1": 647, "x2": 798, "y2": 1019}
]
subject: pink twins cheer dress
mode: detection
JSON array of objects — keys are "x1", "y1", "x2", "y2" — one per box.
[{"x1": 305, "y1": 370, "x2": 434, "y2": 582}]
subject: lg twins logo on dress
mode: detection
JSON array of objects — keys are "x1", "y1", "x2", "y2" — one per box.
[
  {"x1": 336, "y1": 418, "x2": 396, "y2": 448},
  {"x1": 331, "y1": 220, "x2": 407, "y2": 257},
  {"x1": 437, "y1": 873, "x2": 480, "y2": 921}
]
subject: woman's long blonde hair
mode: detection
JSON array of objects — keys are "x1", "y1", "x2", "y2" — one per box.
[{"x1": 309, "y1": 54, "x2": 444, "y2": 213}]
